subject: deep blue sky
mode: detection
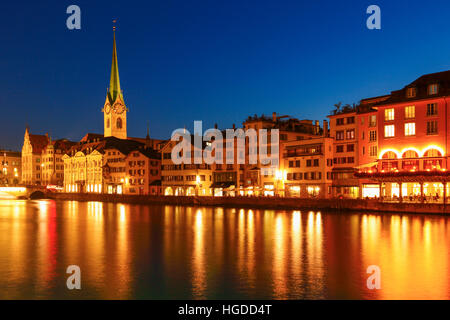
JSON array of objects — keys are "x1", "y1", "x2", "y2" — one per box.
[{"x1": 2, "y1": 0, "x2": 450, "y2": 150}]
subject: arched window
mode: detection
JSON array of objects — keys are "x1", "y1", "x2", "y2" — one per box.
[
  {"x1": 382, "y1": 151, "x2": 397, "y2": 159},
  {"x1": 402, "y1": 150, "x2": 419, "y2": 159},
  {"x1": 423, "y1": 148, "x2": 442, "y2": 157},
  {"x1": 116, "y1": 117, "x2": 122, "y2": 129},
  {"x1": 106, "y1": 118, "x2": 110, "y2": 128}
]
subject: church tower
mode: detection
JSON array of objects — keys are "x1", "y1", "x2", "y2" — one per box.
[{"x1": 103, "y1": 27, "x2": 127, "y2": 139}]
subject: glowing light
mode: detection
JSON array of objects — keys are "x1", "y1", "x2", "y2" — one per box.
[
  {"x1": 0, "y1": 187, "x2": 26, "y2": 193},
  {"x1": 379, "y1": 148, "x2": 401, "y2": 159},
  {"x1": 421, "y1": 145, "x2": 445, "y2": 157}
]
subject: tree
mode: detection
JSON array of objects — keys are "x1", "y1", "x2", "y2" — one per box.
[{"x1": 333, "y1": 102, "x2": 342, "y2": 115}]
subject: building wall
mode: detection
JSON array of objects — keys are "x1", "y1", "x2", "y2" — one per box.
[
  {"x1": 376, "y1": 97, "x2": 449, "y2": 169},
  {"x1": 21, "y1": 137, "x2": 42, "y2": 185},
  {"x1": 1, "y1": 151, "x2": 21, "y2": 185},
  {"x1": 328, "y1": 112, "x2": 359, "y2": 198},
  {"x1": 281, "y1": 136, "x2": 333, "y2": 198},
  {"x1": 161, "y1": 140, "x2": 213, "y2": 196}
]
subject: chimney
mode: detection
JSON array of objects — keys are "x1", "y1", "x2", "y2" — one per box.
[
  {"x1": 323, "y1": 120, "x2": 329, "y2": 137},
  {"x1": 272, "y1": 112, "x2": 277, "y2": 122},
  {"x1": 214, "y1": 123, "x2": 218, "y2": 129},
  {"x1": 232, "y1": 124, "x2": 236, "y2": 129}
]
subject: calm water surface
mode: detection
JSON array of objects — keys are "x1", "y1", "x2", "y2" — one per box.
[{"x1": 0, "y1": 199, "x2": 449, "y2": 299}]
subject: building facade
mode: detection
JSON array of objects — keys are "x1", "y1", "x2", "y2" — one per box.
[
  {"x1": 1, "y1": 150, "x2": 21, "y2": 185},
  {"x1": 356, "y1": 71, "x2": 450, "y2": 202},
  {"x1": 21, "y1": 128, "x2": 49, "y2": 185}
]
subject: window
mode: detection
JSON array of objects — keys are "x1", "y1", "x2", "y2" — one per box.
[
  {"x1": 369, "y1": 115, "x2": 377, "y2": 127},
  {"x1": 347, "y1": 157, "x2": 354, "y2": 164},
  {"x1": 406, "y1": 87, "x2": 416, "y2": 98},
  {"x1": 306, "y1": 160, "x2": 312, "y2": 167},
  {"x1": 336, "y1": 145, "x2": 344, "y2": 153},
  {"x1": 346, "y1": 129, "x2": 355, "y2": 140},
  {"x1": 336, "y1": 131, "x2": 344, "y2": 140},
  {"x1": 405, "y1": 106, "x2": 415, "y2": 119},
  {"x1": 313, "y1": 159, "x2": 319, "y2": 166},
  {"x1": 404, "y1": 122, "x2": 415, "y2": 136},
  {"x1": 384, "y1": 125, "x2": 395, "y2": 138},
  {"x1": 347, "y1": 144, "x2": 354, "y2": 152},
  {"x1": 427, "y1": 121, "x2": 438, "y2": 135},
  {"x1": 370, "y1": 146, "x2": 377, "y2": 157},
  {"x1": 336, "y1": 118, "x2": 344, "y2": 125},
  {"x1": 347, "y1": 117, "x2": 355, "y2": 124},
  {"x1": 428, "y1": 84, "x2": 438, "y2": 95},
  {"x1": 427, "y1": 103, "x2": 438, "y2": 116},
  {"x1": 369, "y1": 130, "x2": 377, "y2": 142},
  {"x1": 280, "y1": 134, "x2": 287, "y2": 141},
  {"x1": 116, "y1": 117, "x2": 123, "y2": 129},
  {"x1": 385, "y1": 108, "x2": 394, "y2": 121}
]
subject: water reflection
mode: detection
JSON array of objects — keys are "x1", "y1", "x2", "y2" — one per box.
[{"x1": 0, "y1": 199, "x2": 449, "y2": 299}]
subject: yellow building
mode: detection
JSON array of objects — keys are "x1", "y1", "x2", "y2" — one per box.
[
  {"x1": 1, "y1": 150, "x2": 21, "y2": 185},
  {"x1": 41, "y1": 138, "x2": 76, "y2": 186},
  {"x1": 21, "y1": 127, "x2": 49, "y2": 185},
  {"x1": 281, "y1": 124, "x2": 333, "y2": 198},
  {"x1": 161, "y1": 139, "x2": 213, "y2": 196},
  {"x1": 242, "y1": 112, "x2": 322, "y2": 195}
]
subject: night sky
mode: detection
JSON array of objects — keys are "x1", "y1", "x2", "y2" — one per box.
[{"x1": 2, "y1": 0, "x2": 450, "y2": 150}]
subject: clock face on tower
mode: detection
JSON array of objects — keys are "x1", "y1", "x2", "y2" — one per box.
[
  {"x1": 104, "y1": 103, "x2": 111, "y2": 114},
  {"x1": 113, "y1": 102, "x2": 125, "y2": 114}
]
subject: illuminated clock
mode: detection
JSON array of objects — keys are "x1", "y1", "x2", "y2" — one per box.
[
  {"x1": 114, "y1": 102, "x2": 125, "y2": 114},
  {"x1": 104, "y1": 103, "x2": 111, "y2": 114}
]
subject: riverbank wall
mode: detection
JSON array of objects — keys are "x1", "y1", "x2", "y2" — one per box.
[{"x1": 47, "y1": 193, "x2": 450, "y2": 215}]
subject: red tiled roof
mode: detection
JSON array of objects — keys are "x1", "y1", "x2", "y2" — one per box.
[{"x1": 29, "y1": 134, "x2": 49, "y2": 154}]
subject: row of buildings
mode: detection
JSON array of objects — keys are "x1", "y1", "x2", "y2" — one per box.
[{"x1": 10, "y1": 30, "x2": 450, "y2": 201}]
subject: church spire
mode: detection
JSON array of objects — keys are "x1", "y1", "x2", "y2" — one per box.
[{"x1": 108, "y1": 23, "x2": 122, "y2": 104}]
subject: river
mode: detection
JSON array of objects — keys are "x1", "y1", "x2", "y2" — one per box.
[{"x1": 0, "y1": 199, "x2": 449, "y2": 299}]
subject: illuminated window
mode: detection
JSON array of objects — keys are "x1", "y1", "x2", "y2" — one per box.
[
  {"x1": 382, "y1": 151, "x2": 397, "y2": 159},
  {"x1": 428, "y1": 84, "x2": 438, "y2": 95},
  {"x1": 406, "y1": 87, "x2": 416, "y2": 98},
  {"x1": 385, "y1": 108, "x2": 394, "y2": 121},
  {"x1": 404, "y1": 122, "x2": 415, "y2": 136},
  {"x1": 402, "y1": 150, "x2": 419, "y2": 158},
  {"x1": 336, "y1": 131, "x2": 344, "y2": 140},
  {"x1": 423, "y1": 148, "x2": 442, "y2": 157},
  {"x1": 384, "y1": 125, "x2": 395, "y2": 137},
  {"x1": 369, "y1": 115, "x2": 377, "y2": 127},
  {"x1": 346, "y1": 129, "x2": 355, "y2": 140},
  {"x1": 405, "y1": 106, "x2": 415, "y2": 119}
]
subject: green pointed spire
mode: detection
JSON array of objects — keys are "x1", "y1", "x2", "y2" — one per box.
[{"x1": 108, "y1": 30, "x2": 122, "y2": 103}]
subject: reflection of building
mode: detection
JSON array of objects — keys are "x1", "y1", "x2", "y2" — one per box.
[
  {"x1": 356, "y1": 71, "x2": 450, "y2": 202},
  {"x1": 1, "y1": 150, "x2": 21, "y2": 185},
  {"x1": 281, "y1": 121, "x2": 333, "y2": 198}
]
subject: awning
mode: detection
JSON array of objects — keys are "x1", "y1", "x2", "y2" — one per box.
[{"x1": 355, "y1": 161, "x2": 378, "y2": 169}]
